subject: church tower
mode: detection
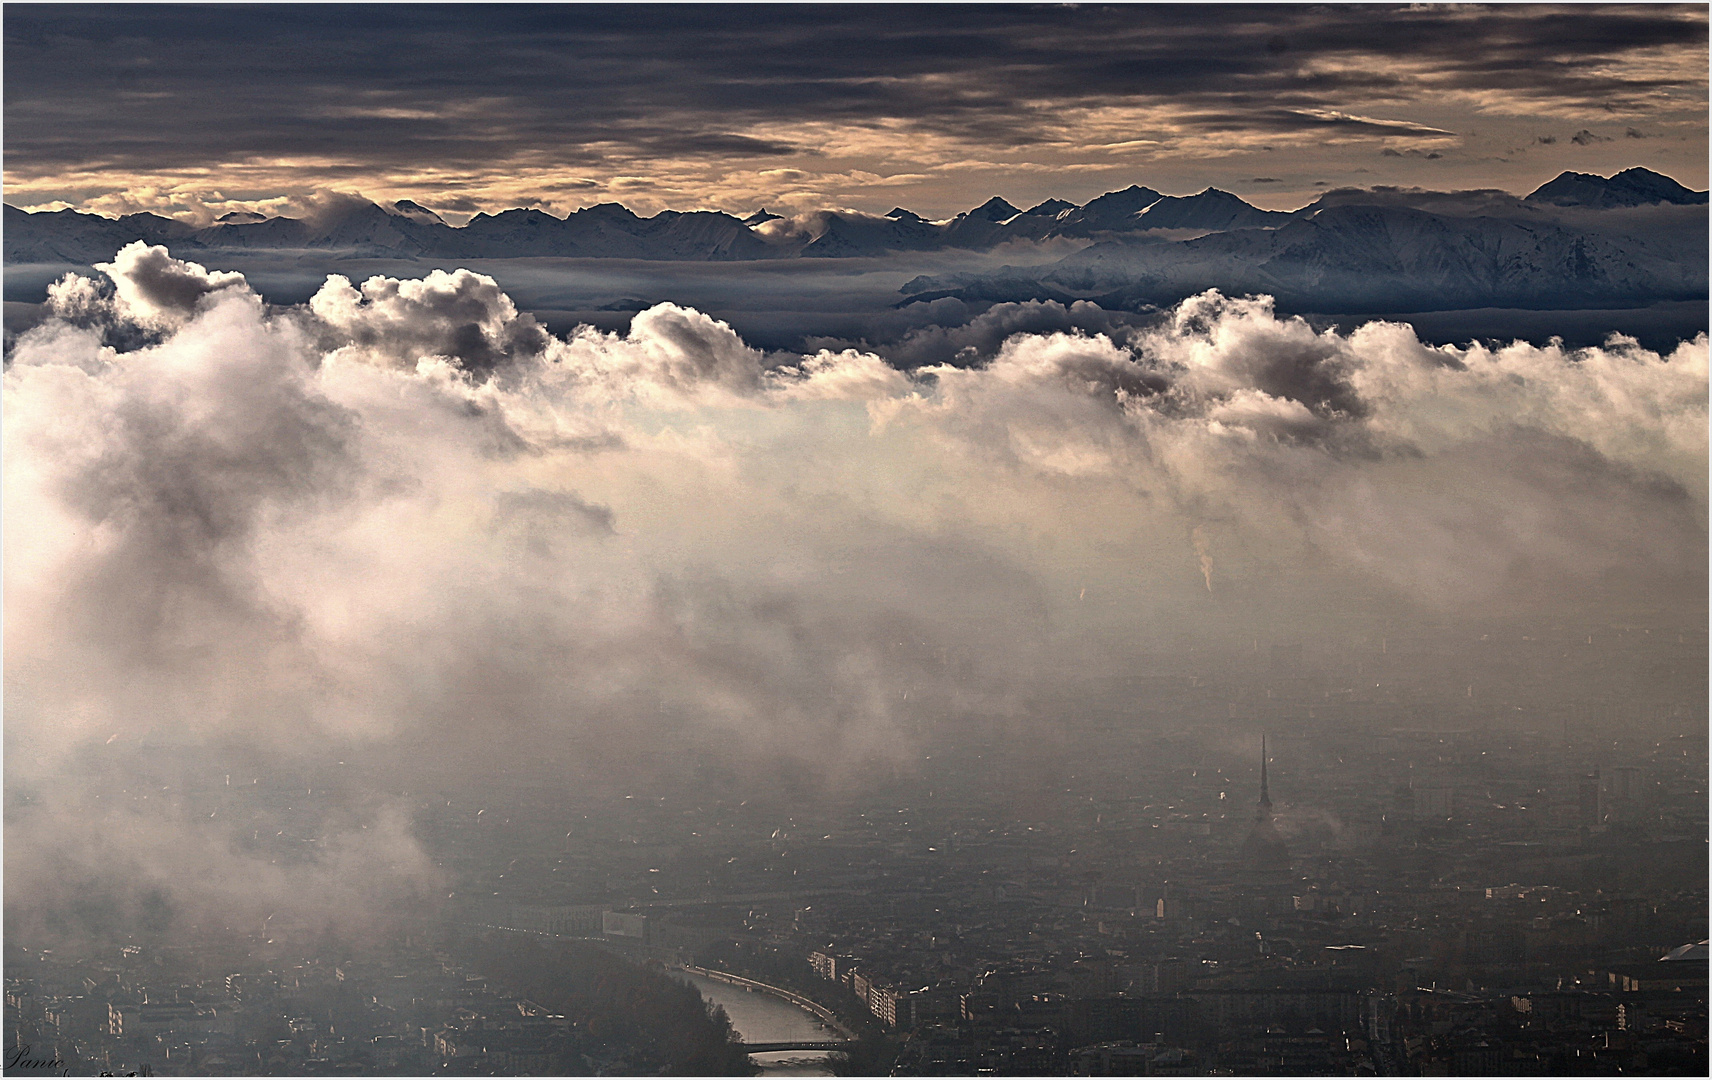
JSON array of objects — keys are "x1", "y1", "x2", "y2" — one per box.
[{"x1": 1241, "y1": 735, "x2": 1289, "y2": 873}]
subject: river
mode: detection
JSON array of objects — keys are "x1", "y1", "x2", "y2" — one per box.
[{"x1": 680, "y1": 972, "x2": 841, "y2": 1076}]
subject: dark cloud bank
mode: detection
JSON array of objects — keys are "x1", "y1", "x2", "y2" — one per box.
[
  {"x1": 4, "y1": 4, "x2": 1705, "y2": 180},
  {"x1": 4, "y1": 242, "x2": 1705, "y2": 945}
]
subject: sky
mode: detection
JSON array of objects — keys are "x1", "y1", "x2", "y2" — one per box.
[{"x1": 4, "y1": 3, "x2": 1708, "y2": 224}]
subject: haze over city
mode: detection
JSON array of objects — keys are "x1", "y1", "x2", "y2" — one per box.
[{"x1": 4, "y1": 4, "x2": 1707, "y2": 1076}]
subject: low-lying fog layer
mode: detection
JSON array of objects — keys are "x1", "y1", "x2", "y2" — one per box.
[
  {"x1": 5, "y1": 244, "x2": 1706, "y2": 944},
  {"x1": 9, "y1": 238, "x2": 1706, "y2": 358}
]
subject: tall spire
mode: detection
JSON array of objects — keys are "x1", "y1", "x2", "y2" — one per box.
[
  {"x1": 1259, "y1": 734, "x2": 1271, "y2": 812},
  {"x1": 1242, "y1": 732, "x2": 1289, "y2": 873}
]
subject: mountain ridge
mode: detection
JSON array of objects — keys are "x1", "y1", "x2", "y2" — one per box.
[
  {"x1": 8, "y1": 168, "x2": 1702, "y2": 267},
  {"x1": 5, "y1": 169, "x2": 1704, "y2": 319},
  {"x1": 897, "y1": 196, "x2": 1707, "y2": 315}
]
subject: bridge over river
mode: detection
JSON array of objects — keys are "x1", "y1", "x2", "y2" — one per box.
[{"x1": 738, "y1": 1040, "x2": 850, "y2": 1053}]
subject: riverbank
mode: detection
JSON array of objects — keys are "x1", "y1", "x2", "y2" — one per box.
[
  {"x1": 677, "y1": 964, "x2": 857, "y2": 1041},
  {"x1": 678, "y1": 970, "x2": 846, "y2": 1077}
]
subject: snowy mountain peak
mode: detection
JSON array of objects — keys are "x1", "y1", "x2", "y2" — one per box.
[
  {"x1": 1024, "y1": 198, "x2": 1076, "y2": 217},
  {"x1": 391, "y1": 199, "x2": 446, "y2": 225},
  {"x1": 1526, "y1": 167, "x2": 1708, "y2": 208},
  {"x1": 967, "y1": 197, "x2": 1022, "y2": 222}
]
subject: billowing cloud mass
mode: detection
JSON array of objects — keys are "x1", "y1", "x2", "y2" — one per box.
[
  {"x1": 93, "y1": 240, "x2": 249, "y2": 328},
  {"x1": 6, "y1": 249, "x2": 1706, "y2": 941},
  {"x1": 308, "y1": 267, "x2": 552, "y2": 371}
]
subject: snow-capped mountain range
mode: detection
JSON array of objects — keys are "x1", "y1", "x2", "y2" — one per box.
[
  {"x1": 904, "y1": 188, "x2": 1708, "y2": 314},
  {"x1": 5, "y1": 168, "x2": 1705, "y2": 314}
]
